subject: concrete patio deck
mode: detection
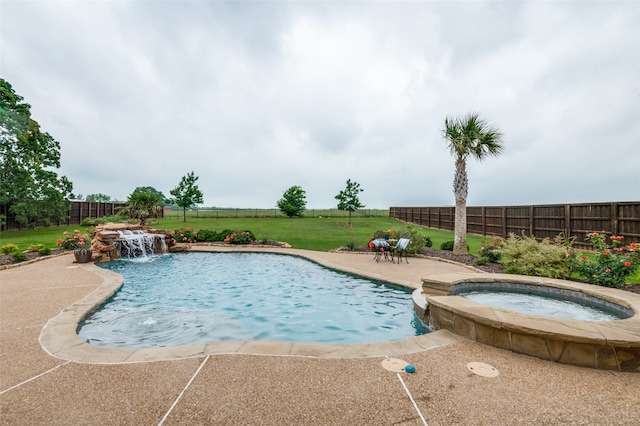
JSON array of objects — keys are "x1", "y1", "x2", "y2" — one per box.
[{"x1": 2, "y1": 249, "x2": 640, "y2": 424}]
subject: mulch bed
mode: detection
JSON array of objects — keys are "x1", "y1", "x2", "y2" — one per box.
[{"x1": 0, "y1": 248, "x2": 66, "y2": 267}]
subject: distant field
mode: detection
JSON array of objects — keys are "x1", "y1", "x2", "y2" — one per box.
[{"x1": 162, "y1": 208, "x2": 390, "y2": 220}]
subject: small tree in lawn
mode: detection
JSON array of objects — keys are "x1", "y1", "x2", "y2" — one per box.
[
  {"x1": 170, "y1": 171, "x2": 204, "y2": 222},
  {"x1": 277, "y1": 185, "x2": 307, "y2": 217},
  {"x1": 335, "y1": 179, "x2": 364, "y2": 225}
]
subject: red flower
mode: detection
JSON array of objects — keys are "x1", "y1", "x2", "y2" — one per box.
[{"x1": 625, "y1": 262, "x2": 632, "y2": 267}]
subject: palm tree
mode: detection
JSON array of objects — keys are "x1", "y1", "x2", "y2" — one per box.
[
  {"x1": 120, "y1": 192, "x2": 163, "y2": 226},
  {"x1": 443, "y1": 112, "x2": 504, "y2": 255}
]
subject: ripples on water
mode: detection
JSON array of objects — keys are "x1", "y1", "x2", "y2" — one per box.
[
  {"x1": 78, "y1": 252, "x2": 429, "y2": 348},
  {"x1": 460, "y1": 290, "x2": 623, "y2": 321}
]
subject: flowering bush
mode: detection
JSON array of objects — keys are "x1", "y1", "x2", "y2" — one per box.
[
  {"x1": 573, "y1": 231, "x2": 639, "y2": 288},
  {"x1": 224, "y1": 230, "x2": 256, "y2": 245},
  {"x1": 174, "y1": 228, "x2": 197, "y2": 243},
  {"x1": 57, "y1": 230, "x2": 91, "y2": 250},
  {"x1": 476, "y1": 236, "x2": 504, "y2": 265}
]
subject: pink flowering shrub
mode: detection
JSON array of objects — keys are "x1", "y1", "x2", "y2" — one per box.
[
  {"x1": 57, "y1": 229, "x2": 91, "y2": 250},
  {"x1": 224, "y1": 231, "x2": 256, "y2": 244},
  {"x1": 174, "y1": 228, "x2": 197, "y2": 243},
  {"x1": 476, "y1": 236, "x2": 504, "y2": 265},
  {"x1": 573, "y1": 231, "x2": 639, "y2": 288}
]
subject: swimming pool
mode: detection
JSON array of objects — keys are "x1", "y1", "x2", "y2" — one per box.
[{"x1": 78, "y1": 252, "x2": 429, "y2": 348}]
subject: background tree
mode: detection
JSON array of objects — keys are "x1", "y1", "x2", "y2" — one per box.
[
  {"x1": 0, "y1": 78, "x2": 73, "y2": 228},
  {"x1": 132, "y1": 186, "x2": 169, "y2": 205},
  {"x1": 120, "y1": 191, "x2": 163, "y2": 226},
  {"x1": 85, "y1": 193, "x2": 112, "y2": 202},
  {"x1": 443, "y1": 112, "x2": 504, "y2": 254},
  {"x1": 170, "y1": 171, "x2": 204, "y2": 222},
  {"x1": 277, "y1": 185, "x2": 307, "y2": 217},
  {"x1": 335, "y1": 178, "x2": 365, "y2": 225}
]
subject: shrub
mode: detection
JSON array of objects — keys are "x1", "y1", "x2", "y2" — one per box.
[
  {"x1": 38, "y1": 247, "x2": 52, "y2": 256},
  {"x1": 405, "y1": 225, "x2": 426, "y2": 254},
  {"x1": 81, "y1": 217, "x2": 98, "y2": 226},
  {"x1": 344, "y1": 240, "x2": 357, "y2": 251},
  {"x1": 440, "y1": 240, "x2": 455, "y2": 251},
  {"x1": 440, "y1": 240, "x2": 469, "y2": 252},
  {"x1": 195, "y1": 229, "x2": 217, "y2": 242},
  {"x1": 81, "y1": 215, "x2": 125, "y2": 226},
  {"x1": 174, "y1": 228, "x2": 197, "y2": 243},
  {"x1": 476, "y1": 236, "x2": 504, "y2": 265},
  {"x1": 57, "y1": 230, "x2": 91, "y2": 250},
  {"x1": 26, "y1": 243, "x2": 45, "y2": 252},
  {"x1": 12, "y1": 251, "x2": 28, "y2": 262},
  {"x1": 423, "y1": 235, "x2": 433, "y2": 248},
  {"x1": 498, "y1": 233, "x2": 574, "y2": 279},
  {"x1": 196, "y1": 229, "x2": 235, "y2": 242},
  {"x1": 224, "y1": 230, "x2": 256, "y2": 245},
  {"x1": 1, "y1": 243, "x2": 19, "y2": 254},
  {"x1": 572, "y1": 232, "x2": 639, "y2": 288}
]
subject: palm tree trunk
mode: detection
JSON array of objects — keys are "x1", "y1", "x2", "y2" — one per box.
[
  {"x1": 454, "y1": 196, "x2": 467, "y2": 254},
  {"x1": 453, "y1": 159, "x2": 468, "y2": 255}
]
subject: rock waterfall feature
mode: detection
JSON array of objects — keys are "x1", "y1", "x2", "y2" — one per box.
[{"x1": 91, "y1": 223, "x2": 187, "y2": 262}]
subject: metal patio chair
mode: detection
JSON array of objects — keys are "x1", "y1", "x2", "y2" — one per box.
[
  {"x1": 372, "y1": 238, "x2": 391, "y2": 262},
  {"x1": 391, "y1": 233, "x2": 410, "y2": 264}
]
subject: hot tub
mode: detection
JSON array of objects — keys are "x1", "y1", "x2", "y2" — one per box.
[{"x1": 414, "y1": 274, "x2": 640, "y2": 372}]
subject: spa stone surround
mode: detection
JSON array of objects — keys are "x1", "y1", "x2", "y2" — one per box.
[{"x1": 413, "y1": 273, "x2": 640, "y2": 372}]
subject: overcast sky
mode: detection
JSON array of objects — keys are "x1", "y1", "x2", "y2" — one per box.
[{"x1": 1, "y1": 0, "x2": 638, "y2": 208}]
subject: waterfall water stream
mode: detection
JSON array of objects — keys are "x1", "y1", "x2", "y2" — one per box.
[{"x1": 115, "y1": 230, "x2": 167, "y2": 258}]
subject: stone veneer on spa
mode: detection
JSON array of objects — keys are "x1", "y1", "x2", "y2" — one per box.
[{"x1": 414, "y1": 274, "x2": 640, "y2": 372}]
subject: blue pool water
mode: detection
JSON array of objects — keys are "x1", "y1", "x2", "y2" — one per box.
[{"x1": 78, "y1": 252, "x2": 428, "y2": 348}]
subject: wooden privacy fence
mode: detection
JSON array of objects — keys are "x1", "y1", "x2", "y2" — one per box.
[
  {"x1": 1, "y1": 201, "x2": 161, "y2": 230},
  {"x1": 390, "y1": 202, "x2": 640, "y2": 249}
]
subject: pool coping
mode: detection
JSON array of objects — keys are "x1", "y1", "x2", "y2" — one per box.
[
  {"x1": 39, "y1": 246, "x2": 462, "y2": 364},
  {"x1": 416, "y1": 273, "x2": 640, "y2": 371}
]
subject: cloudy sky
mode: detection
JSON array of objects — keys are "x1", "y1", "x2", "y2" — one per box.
[{"x1": 1, "y1": 0, "x2": 638, "y2": 208}]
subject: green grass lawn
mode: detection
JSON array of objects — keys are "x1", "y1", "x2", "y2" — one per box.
[{"x1": 1, "y1": 217, "x2": 483, "y2": 253}]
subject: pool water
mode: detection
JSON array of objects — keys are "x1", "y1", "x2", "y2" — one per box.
[
  {"x1": 78, "y1": 252, "x2": 428, "y2": 348},
  {"x1": 459, "y1": 290, "x2": 624, "y2": 321}
]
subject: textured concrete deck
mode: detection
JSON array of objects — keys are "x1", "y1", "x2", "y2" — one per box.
[{"x1": 2, "y1": 249, "x2": 640, "y2": 424}]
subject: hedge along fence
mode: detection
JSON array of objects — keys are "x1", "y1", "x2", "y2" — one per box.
[{"x1": 390, "y1": 202, "x2": 640, "y2": 250}]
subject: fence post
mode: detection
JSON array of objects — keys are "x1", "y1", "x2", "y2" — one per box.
[
  {"x1": 611, "y1": 202, "x2": 618, "y2": 236},
  {"x1": 529, "y1": 205, "x2": 534, "y2": 237},
  {"x1": 502, "y1": 207, "x2": 507, "y2": 238},
  {"x1": 564, "y1": 204, "x2": 571, "y2": 237}
]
